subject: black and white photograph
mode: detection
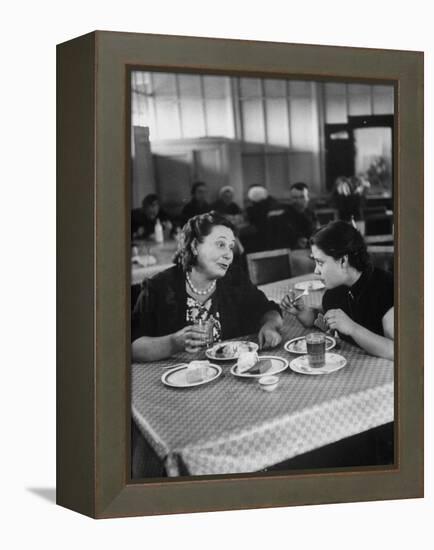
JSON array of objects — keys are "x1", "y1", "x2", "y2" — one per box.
[{"x1": 130, "y1": 70, "x2": 395, "y2": 479}]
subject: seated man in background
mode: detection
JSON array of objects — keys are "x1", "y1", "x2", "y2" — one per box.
[
  {"x1": 181, "y1": 181, "x2": 211, "y2": 225},
  {"x1": 131, "y1": 193, "x2": 173, "y2": 239},
  {"x1": 240, "y1": 185, "x2": 284, "y2": 252},
  {"x1": 212, "y1": 185, "x2": 242, "y2": 217},
  {"x1": 284, "y1": 182, "x2": 318, "y2": 248},
  {"x1": 212, "y1": 185, "x2": 245, "y2": 232}
]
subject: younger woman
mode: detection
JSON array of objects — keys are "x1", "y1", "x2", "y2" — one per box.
[{"x1": 282, "y1": 221, "x2": 394, "y2": 360}]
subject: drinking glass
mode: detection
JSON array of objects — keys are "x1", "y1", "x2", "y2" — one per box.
[
  {"x1": 199, "y1": 319, "x2": 214, "y2": 347},
  {"x1": 185, "y1": 319, "x2": 214, "y2": 353},
  {"x1": 305, "y1": 332, "x2": 326, "y2": 368}
]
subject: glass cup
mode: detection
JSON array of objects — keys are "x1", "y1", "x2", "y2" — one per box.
[
  {"x1": 185, "y1": 319, "x2": 214, "y2": 353},
  {"x1": 305, "y1": 332, "x2": 326, "y2": 368},
  {"x1": 199, "y1": 319, "x2": 214, "y2": 348}
]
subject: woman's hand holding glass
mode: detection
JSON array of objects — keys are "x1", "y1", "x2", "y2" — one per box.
[{"x1": 173, "y1": 320, "x2": 214, "y2": 353}]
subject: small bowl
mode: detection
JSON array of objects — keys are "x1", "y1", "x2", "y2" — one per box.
[{"x1": 258, "y1": 375, "x2": 279, "y2": 392}]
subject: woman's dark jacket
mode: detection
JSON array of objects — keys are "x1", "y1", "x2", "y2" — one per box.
[{"x1": 131, "y1": 265, "x2": 280, "y2": 342}]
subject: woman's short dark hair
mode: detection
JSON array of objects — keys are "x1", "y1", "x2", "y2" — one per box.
[
  {"x1": 174, "y1": 211, "x2": 235, "y2": 272},
  {"x1": 310, "y1": 220, "x2": 371, "y2": 272},
  {"x1": 142, "y1": 193, "x2": 159, "y2": 207},
  {"x1": 191, "y1": 181, "x2": 206, "y2": 196}
]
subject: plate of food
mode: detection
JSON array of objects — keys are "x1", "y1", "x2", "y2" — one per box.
[
  {"x1": 294, "y1": 280, "x2": 325, "y2": 291},
  {"x1": 230, "y1": 352, "x2": 288, "y2": 379},
  {"x1": 206, "y1": 341, "x2": 259, "y2": 361},
  {"x1": 161, "y1": 360, "x2": 222, "y2": 388},
  {"x1": 284, "y1": 335, "x2": 336, "y2": 354},
  {"x1": 289, "y1": 353, "x2": 347, "y2": 375}
]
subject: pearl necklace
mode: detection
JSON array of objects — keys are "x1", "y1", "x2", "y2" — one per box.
[{"x1": 186, "y1": 272, "x2": 216, "y2": 296}]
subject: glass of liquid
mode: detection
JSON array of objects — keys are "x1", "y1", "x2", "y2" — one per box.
[
  {"x1": 186, "y1": 319, "x2": 214, "y2": 353},
  {"x1": 305, "y1": 332, "x2": 326, "y2": 368}
]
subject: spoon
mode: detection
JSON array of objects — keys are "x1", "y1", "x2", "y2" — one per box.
[{"x1": 332, "y1": 330, "x2": 341, "y2": 350}]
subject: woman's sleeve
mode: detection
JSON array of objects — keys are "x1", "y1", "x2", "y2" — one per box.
[
  {"x1": 131, "y1": 278, "x2": 158, "y2": 341},
  {"x1": 241, "y1": 278, "x2": 281, "y2": 325},
  {"x1": 322, "y1": 290, "x2": 332, "y2": 313}
]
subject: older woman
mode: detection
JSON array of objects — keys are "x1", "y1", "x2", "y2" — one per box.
[
  {"x1": 132, "y1": 211, "x2": 283, "y2": 361},
  {"x1": 282, "y1": 221, "x2": 394, "y2": 360}
]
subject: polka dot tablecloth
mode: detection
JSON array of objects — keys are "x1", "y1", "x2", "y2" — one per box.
[{"x1": 132, "y1": 280, "x2": 394, "y2": 476}]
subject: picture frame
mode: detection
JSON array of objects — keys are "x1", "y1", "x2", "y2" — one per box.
[{"x1": 57, "y1": 30, "x2": 423, "y2": 518}]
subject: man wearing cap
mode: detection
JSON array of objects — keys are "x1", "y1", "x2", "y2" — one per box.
[
  {"x1": 241, "y1": 185, "x2": 284, "y2": 252},
  {"x1": 212, "y1": 186, "x2": 242, "y2": 217}
]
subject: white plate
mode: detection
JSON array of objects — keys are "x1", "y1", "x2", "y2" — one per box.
[
  {"x1": 206, "y1": 340, "x2": 259, "y2": 361},
  {"x1": 161, "y1": 363, "x2": 222, "y2": 388},
  {"x1": 294, "y1": 280, "x2": 325, "y2": 291},
  {"x1": 289, "y1": 353, "x2": 347, "y2": 375},
  {"x1": 284, "y1": 335, "x2": 336, "y2": 354},
  {"x1": 231, "y1": 356, "x2": 288, "y2": 379}
]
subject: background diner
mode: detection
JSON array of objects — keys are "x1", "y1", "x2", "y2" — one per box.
[{"x1": 131, "y1": 72, "x2": 394, "y2": 287}]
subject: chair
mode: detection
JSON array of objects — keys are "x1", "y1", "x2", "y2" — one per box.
[
  {"x1": 367, "y1": 245, "x2": 394, "y2": 273},
  {"x1": 289, "y1": 249, "x2": 316, "y2": 276},
  {"x1": 364, "y1": 212, "x2": 393, "y2": 236},
  {"x1": 246, "y1": 248, "x2": 292, "y2": 286},
  {"x1": 365, "y1": 234, "x2": 394, "y2": 245}
]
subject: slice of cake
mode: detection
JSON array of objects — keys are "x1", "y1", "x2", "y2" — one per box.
[
  {"x1": 185, "y1": 360, "x2": 210, "y2": 384},
  {"x1": 237, "y1": 351, "x2": 259, "y2": 374},
  {"x1": 244, "y1": 358, "x2": 273, "y2": 375}
]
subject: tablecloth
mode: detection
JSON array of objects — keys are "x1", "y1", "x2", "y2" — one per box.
[{"x1": 132, "y1": 297, "x2": 394, "y2": 476}]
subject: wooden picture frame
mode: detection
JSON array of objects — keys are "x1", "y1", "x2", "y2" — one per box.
[{"x1": 57, "y1": 31, "x2": 423, "y2": 518}]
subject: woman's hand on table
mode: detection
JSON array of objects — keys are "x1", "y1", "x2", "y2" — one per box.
[
  {"x1": 324, "y1": 309, "x2": 356, "y2": 337},
  {"x1": 258, "y1": 325, "x2": 282, "y2": 349}
]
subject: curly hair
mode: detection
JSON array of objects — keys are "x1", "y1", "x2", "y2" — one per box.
[
  {"x1": 174, "y1": 211, "x2": 236, "y2": 272},
  {"x1": 310, "y1": 220, "x2": 371, "y2": 272}
]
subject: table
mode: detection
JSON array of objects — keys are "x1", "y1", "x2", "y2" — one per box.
[
  {"x1": 132, "y1": 274, "x2": 394, "y2": 477},
  {"x1": 258, "y1": 273, "x2": 324, "y2": 306},
  {"x1": 131, "y1": 239, "x2": 177, "y2": 285}
]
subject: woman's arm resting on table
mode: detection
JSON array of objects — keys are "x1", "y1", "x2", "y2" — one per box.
[
  {"x1": 131, "y1": 325, "x2": 208, "y2": 362},
  {"x1": 258, "y1": 310, "x2": 283, "y2": 349},
  {"x1": 324, "y1": 307, "x2": 394, "y2": 360}
]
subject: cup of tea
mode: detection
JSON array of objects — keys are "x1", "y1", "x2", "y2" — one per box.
[{"x1": 305, "y1": 332, "x2": 326, "y2": 368}]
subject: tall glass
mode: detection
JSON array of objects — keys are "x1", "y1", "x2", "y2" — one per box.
[
  {"x1": 305, "y1": 332, "x2": 326, "y2": 368},
  {"x1": 185, "y1": 319, "x2": 214, "y2": 353},
  {"x1": 200, "y1": 319, "x2": 214, "y2": 348}
]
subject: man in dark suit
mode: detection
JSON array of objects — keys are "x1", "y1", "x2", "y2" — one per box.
[{"x1": 284, "y1": 182, "x2": 318, "y2": 248}]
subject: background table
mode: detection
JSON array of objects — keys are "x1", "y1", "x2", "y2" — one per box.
[
  {"x1": 132, "y1": 285, "x2": 394, "y2": 476},
  {"x1": 258, "y1": 273, "x2": 325, "y2": 307},
  {"x1": 131, "y1": 239, "x2": 177, "y2": 285}
]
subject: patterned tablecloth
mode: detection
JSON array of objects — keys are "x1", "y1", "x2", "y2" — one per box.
[{"x1": 132, "y1": 275, "x2": 394, "y2": 477}]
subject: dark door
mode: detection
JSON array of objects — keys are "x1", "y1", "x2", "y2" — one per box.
[{"x1": 324, "y1": 124, "x2": 355, "y2": 191}]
